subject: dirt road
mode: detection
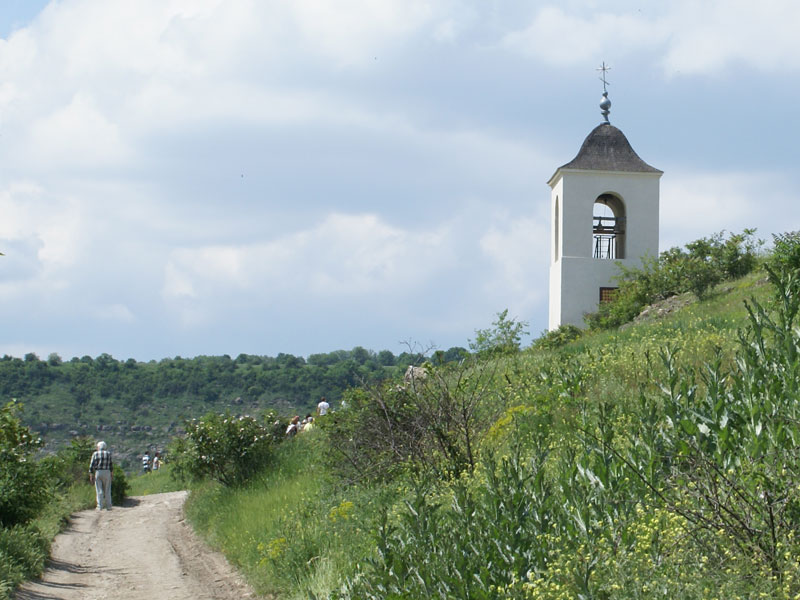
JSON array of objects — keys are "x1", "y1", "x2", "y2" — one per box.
[{"x1": 15, "y1": 491, "x2": 256, "y2": 600}]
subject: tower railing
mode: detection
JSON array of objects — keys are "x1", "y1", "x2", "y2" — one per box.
[
  {"x1": 592, "y1": 215, "x2": 625, "y2": 259},
  {"x1": 593, "y1": 234, "x2": 616, "y2": 259}
]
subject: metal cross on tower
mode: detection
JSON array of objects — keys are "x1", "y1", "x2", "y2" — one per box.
[
  {"x1": 597, "y1": 62, "x2": 612, "y2": 123},
  {"x1": 597, "y1": 61, "x2": 611, "y2": 92}
]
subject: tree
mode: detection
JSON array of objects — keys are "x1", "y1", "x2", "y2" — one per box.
[
  {"x1": 443, "y1": 346, "x2": 468, "y2": 363},
  {"x1": 469, "y1": 309, "x2": 529, "y2": 357},
  {"x1": 376, "y1": 350, "x2": 396, "y2": 366},
  {"x1": 350, "y1": 346, "x2": 371, "y2": 365}
]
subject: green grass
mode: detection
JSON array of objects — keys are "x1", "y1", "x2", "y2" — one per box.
[
  {"x1": 1, "y1": 483, "x2": 94, "y2": 600},
  {"x1": 126, "y1": 465, "x2": 184, "y2": 496},
  {"x1": 184, "y1": 432, "x2": 391, "y2": 598}
]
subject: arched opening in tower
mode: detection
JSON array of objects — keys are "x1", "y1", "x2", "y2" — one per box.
[{"x1": 592, "y1": 193, "x2": 626, "y2": 259}]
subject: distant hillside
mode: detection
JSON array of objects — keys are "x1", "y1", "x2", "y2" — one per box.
[{"x1": 2, "y1": 345, "x2": 466, "y2": 469}]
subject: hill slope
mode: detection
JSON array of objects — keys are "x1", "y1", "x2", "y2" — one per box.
[{"x1": 182, "y1": 269, "x2": 800, "y2": 599}]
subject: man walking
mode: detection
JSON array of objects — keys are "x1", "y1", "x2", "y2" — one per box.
[{"x1": 89, "y1": 441, "x2": 113, "y2": 510}]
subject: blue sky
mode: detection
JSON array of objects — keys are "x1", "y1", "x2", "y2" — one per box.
[
  {"x1": 1, "y1": 0, "x2": 798, "y2": 362},
  {"x1": 0, "y1": 0, "x2": 49, "y2": 38}
]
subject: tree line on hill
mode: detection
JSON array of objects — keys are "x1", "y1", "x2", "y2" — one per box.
[
  {"x1": 0, "y1": 345, "x2": 468, "y2": 455},
  {"x1": 1, "y1": 346, "x2": 469, "y2": 406}
]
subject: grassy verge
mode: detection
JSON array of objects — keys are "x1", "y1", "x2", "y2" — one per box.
[
  {"x1": 184, "y1": 432, "x2": 392, "y2": 599},
  {"x1": 0, "y1": 483, "x2": 94, "y2": 600},
  {"x1": 126, "y1": 465, "x2": 184, "y2": 496}
]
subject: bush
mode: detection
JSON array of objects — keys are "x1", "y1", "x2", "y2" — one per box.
[
  {"x1": 0, "y1": 524, "x2": 49, "y2": 599},
  {"x1": 469, "y1": 309, "x2": 529, "y2": 357},
  {"x1": 768, "y1": 230, "x2": 800, "y2": 276},
  {"x1": 39, "y1": 437, "x2": 96, "y2": 491},
  {"x1": 533, "y1": 324, "x2": 583, "y2": 350},
  {"x1": 111, "y1": 465, "x2": 128, "y2": 505},
  {"x1": 586, "y1": 230, "x2": 761, "y2": 330},
  {"x1": 169, "y1": 411, "x2": 278, "y2": 487},
  {"x1": 629, "y1": 265, "x2": 800, "y2": 586},
  {"x1": 0, "y1": 402, "x2": 48, "y2": 527},
  {"x1": 325, "y1": 358, "x2": 506, "y2": 482}
]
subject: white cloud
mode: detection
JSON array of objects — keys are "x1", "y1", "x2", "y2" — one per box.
[
  {"x1": 501, "y1": 6, "x2": 666, "y2": 67},
  {"x1": 96, "y1": 303, "x2": 135, "y2": 322},
  {"x1": 660, "y1": 170, "x2": 799, "y2": 250},
  {"x1": 480, "y1": 212, "x2": 549, "y2": 313},
  {"x1": 27, "y1": 92, "x2": 130, "y2": 167},
  {"x1": 286, "y1": 0, "x2": 436, "y2": 66},
  {"x1": 501, "y1": 1, "x2": 800, "y2": 75},
  {"x1": 0, "y1": 182, "x2": 85, "y2": 271},
  {"x1": 661, "y1": 0, "x2": 800, "y2": 75},
  {"x1": 162, "y1": 212, "x2": 457, "y2": 323}
]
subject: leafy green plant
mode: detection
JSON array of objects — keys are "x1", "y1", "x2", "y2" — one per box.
[
  {"x1": 470, "y1": 309, "x2": 529, "y2": 357},
  {"x1": 647, "y1": 266, "x2": 800, "y2": 580},
  {"x1": 169, "y1": 411, "x2": 278, "y2": 487},
  {"x1": 0, "y1": 402, "x2": 48, "y2": 527},
  {"x1": 0, "y1": 523, "x2": 49, "y2": 599},
  {"x1": 39, "y1": 437, "x2": 96, "y2": 491},
  {"x1": 532, "y1": 324, "x2": 583, "y2": 350},
  {"x1": 337, "y1": 447, "x2": 556, "y2": 599},
  {"x1": 587, "y1": 230, "x2": 760, "y2": 329},
  {"x1": 768, "y1": 230, "x2": 800, "y2": 276},
  {"x1": 111, "y1": 465, "x2": 128, "y2": 505},
  {"x1": 325, "y1": 358, "x2": 505, "y2": 482}
]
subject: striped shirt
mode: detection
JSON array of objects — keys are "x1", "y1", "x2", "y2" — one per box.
[{"x1": 89, "y1": 449, "x2": 113, "y2": 473}]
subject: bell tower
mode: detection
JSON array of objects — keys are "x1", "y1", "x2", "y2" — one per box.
[{"x1": 548, "y1": 65, "x2": 662, "y2": 329}]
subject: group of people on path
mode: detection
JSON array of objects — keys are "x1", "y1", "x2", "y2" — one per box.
[
  {"x1": 285, "y1": 397, "x2": 331, "y2": 437},
  {"x1": 142, "y1": 450, "x2": 161, "y2": 474}
]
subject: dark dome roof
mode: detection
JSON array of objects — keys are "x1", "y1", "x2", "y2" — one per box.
[{"x1": 557, "y1": 123, "x2": 661, "y2": 174}]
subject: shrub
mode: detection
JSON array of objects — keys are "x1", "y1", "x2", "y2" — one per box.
[
  {"x1": 682, "y1": 255, "x2": 721, "y2": 300},
  {"x1": 0, "y1": 524, "x2": 49, "y2": 599},
  {"x1": 0, "y1": 402, "x2": 48, "y2": 527},
  {"x1": 111, "y1": 465, "x2": 128, "y2": 505},
  {"x1": 621, "y1": 265, "x2": 800, "y2": 586},
  {"x1": 39, "y1": 437, "x2": 96, "y2": 491},
  {"x1": 586, "y1": 230, "x2": 760, "y2": 330},
  {"x1": 768, "y1": 230, "x2": 800, "y2": 276},
  {"x1": 533, "y1": 324, "x2": 583, "y2": 350},
  {"x1": 169, "y1": 411, "x2": 278, "y2": 487},
  {"x1": 325, "y1": 358, "x2": 506, "y2": 482},
  {"x1": 470, "y1": 309, "x2": 529, "y2": 357}
]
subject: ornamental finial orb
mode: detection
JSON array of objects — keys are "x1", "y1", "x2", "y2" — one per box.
[{"x1": 600, "y1": 91, "x2": 611, "y2": 123}]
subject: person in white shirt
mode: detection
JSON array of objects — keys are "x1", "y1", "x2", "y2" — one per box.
[{"x1": 317, "y1": 397, "x2": 330, "y2": 416}]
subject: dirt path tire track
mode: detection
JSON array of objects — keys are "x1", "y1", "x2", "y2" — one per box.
[{"x1": 14, "y1": 491, "x2": 256, "y2": 600}]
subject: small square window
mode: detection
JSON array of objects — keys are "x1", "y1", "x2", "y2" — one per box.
[{"x1": 599, "y1": 287, "x2": 618, "y2": 303}]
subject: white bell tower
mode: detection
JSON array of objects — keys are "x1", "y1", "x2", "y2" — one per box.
[{"x1": 548, "y1": 66, "x2": 662, "y2": 330}]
